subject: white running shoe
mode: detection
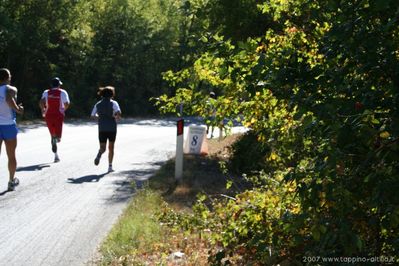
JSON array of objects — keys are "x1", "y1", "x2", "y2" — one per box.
[
  {"x1": 108, "y1": 165, "x2": 114, "y2": 172},
  {"x1": 54, "y1": 154, "x2": 60, "y2": 163}
]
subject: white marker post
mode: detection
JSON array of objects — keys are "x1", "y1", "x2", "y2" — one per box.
[
  {"x1": 184, "y1": 125, "x2": 208, "y2": 155},
  {"x1": 175, "y1": 118, "x2": 184, "y2": 181}
]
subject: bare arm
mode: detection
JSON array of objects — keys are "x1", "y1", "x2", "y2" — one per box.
[
  {"x1": 113, "y1": 101, "x2": 121, "y2": 121},
  {"x1": 6, "y1": 86, "x2": 24, "y2": 114},
  {"x1": 90, "y1": 105, "x2": 98, "y2": 119},
  {"x1": 114, "y1": 111, "x2": 121, "y2": 121}
]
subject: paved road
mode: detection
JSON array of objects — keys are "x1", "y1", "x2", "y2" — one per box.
[{"x1": 0, "y1": 119, "x2": 177, "y2": 266}]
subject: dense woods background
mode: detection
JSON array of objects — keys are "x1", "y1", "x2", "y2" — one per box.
[
  {"x1": 0, "y1": 0, "x2": 201, "y2": 117},
  {"x1": 1, "y1": 0, "x2": 398, "y2": 263}
]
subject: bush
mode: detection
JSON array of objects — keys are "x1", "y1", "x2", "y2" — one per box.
[{"x1": 229, "y1": 130, "x2": 270, "y2": 174}]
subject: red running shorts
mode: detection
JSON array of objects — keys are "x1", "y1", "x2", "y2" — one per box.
[{"x1": 45, "y1": 114, "x2": 64, "y2": 138}]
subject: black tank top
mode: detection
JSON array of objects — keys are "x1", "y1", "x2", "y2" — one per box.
[{"x1": 96, "y1": 98, "x2": 116, "y2": 132}]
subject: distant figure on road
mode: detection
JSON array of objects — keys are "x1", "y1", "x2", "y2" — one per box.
[
  {"x1": 0, "y1": 68, "x2": 24, "y2": 191},
  {"x1": 206, "y1": 91, "x2": 217, "y2": 138},
  {"x1": 39, "y1": 77, "x2": 70, "y2": 163},
  {"x1": 91, "y1": 86, "x2": 121, "y2": 172}
]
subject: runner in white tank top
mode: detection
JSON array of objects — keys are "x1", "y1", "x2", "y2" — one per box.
[
  {"x1": 0, "y1": 85, "x2": 17, "y2": 125},
  {"x1": 0, "y1": 68, "x2": 24, "y2": 191}
]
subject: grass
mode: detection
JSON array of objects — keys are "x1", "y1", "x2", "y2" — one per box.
[
  {"x1": 96, "y1": 134, "x2": 244, "y2": 265},
  {"x1": 99, "y1": 189, "x2": 164, "y2": 265}
]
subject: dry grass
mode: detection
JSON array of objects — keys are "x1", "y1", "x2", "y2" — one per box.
[{"x1": 207, "y1": 134, "x2": 242, "y2": 158}]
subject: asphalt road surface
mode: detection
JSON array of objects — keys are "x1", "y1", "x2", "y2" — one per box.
[{"x1": 0, "y1": 118, "x2": 178, "y2": 266}]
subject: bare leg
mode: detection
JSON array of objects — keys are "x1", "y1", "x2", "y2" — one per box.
[
  {"x1": 4, "y1": 138, "x2": 17, "y2": 182},
  {"x1": 108, "y1": 141, "x2": 114, "y2": 166},
  {"x1": 99, "y1": 142, "x2": 106, "y2": 154},
  {"x1": 94, "y1": 142, "x2": 106, "y2": 166},
  {"x1": 51, "y1": 135, "x2": 57, "y2": 153}
]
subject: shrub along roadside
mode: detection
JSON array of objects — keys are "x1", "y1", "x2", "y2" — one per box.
[
  {"x1": 96, "y1": 135, "x2": 244, "y2": 265},
  {"x1": 95, "y1": 132, "x2": 308, "y2": 265},
  {"x1": 153, "y1": 0, "x2": 399, "y2": 262},
  {"x1": 96, "y1": 133, "x2": 304, "y2": 265},
  {"x1": 97, "y1": 130, "x2": 399, "y2": 265}
]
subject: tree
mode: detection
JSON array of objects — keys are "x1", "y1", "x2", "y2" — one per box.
[
  {"x1": 0, "y1": 0, "x2": 94, "y2": 117},
  {"x1": 88, "y1": 0, "x2": 188, "y2": 115},
  {"x1": 154, "y1": 0, "x2": 399, "y2": 262}
]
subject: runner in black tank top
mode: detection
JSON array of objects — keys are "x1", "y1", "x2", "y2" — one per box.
[{"x1": 90, "y1": 86, "x2": 121, "y2": 172}]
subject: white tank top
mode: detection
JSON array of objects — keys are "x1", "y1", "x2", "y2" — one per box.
[{"x1": 0, "y1": 85, "x2": 16, "y2": 125}]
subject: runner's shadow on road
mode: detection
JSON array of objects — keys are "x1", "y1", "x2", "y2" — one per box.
[
  {"x1": 67, "y1": 172, "x2": 109, "y2": 184},
  {"x1": 16, "y1": 163, "x2": 51, "y2": 172},
  {"x1": 0, "y1": 190, "x2": 10, "y2": 196}
]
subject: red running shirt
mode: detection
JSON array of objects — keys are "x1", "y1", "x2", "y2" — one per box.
[{"x1": 43, "y1": 88, "x2": 69, "y2": 116}]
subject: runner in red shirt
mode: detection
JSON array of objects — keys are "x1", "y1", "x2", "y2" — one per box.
[{"x1": 39, "y1": 77, "x2": 70, "y2": 162}]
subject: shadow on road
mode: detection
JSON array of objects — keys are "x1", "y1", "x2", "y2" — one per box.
[
  {"x1": 67, "y1": 172, "x2": 109, "y2": 183},
  {"x1": 105, "y1": 166, "x2": 162, "y2": 204},
  {"x1": 17, "y1": 120, "x2": 46, "y2": 133},
  {"x1": 17, "y1": 163, "x2": 51, "y2": 172},
  {"x1": 0, "y1": 190, "x2": 10, "y2": 196}
]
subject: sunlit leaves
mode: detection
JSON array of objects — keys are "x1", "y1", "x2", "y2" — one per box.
[{"x1": 154, "y1": 0, "x2": 399, "y2": 262}]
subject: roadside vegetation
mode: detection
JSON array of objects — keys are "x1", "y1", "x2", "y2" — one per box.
[
  {"x1": 103, "y1": 1, "x2": 398, "y2": 264},
  {"x1": 151, "y1": 0, "x2": 399, "y2": 264},
  {"x1": 98, "y1": 134, "x2": 245, "y2": 265},
  {"x1": 2, "y1": 0, "x2": 398, "y2": 264}
]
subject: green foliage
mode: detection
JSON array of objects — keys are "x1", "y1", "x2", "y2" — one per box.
[
  {"x1": 1, "y1": 0, "x2": 399, "y2": 261},
  {"x1": 0, "y1": 0, "x2": 94, "y2": 116},
  {"x1": 207, "y1": 0, "x2": 275, "y2": 43},
  {"x1": 0, "y1": 0, "x2": 203, "y2": 117},
  {"x1": 157, "y1": 171, "x2": 301, "y2": 265},
  {"x1": 229, "y1": 131, "x2": 271, "y2": 174},
  {"x1": 154, "y1": 0, "x2": 399, "y2": 263},
  {"x1": 81, "y1": 0, "x2": 193, "y2": 116}
]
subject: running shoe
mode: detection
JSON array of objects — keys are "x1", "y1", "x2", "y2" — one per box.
[
  {"x1": 108, "y1": 165, "x2": 114, "y2": 172},
  {"x1": 54, "y1": 154, "x2": 60, "y2": 163},
  {"x1": 94, "y1": 154, "x2": 101, "y2": 166},
  {"x1": 7, "y1": 177, "x2": 20, "y2": 191}
]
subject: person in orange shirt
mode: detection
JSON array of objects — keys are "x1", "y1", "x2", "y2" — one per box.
[{"x1": 39, "y1": 77, "x2": 70, "y2": 162}]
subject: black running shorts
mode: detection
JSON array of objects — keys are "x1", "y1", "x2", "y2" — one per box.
[{"x1": 99, "y1": 131, "x2": 116, "y2": 143}]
